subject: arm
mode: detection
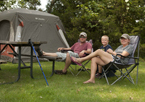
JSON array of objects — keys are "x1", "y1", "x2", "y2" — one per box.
[
  {"x1": 107, "y1": 49, "x2": 130, "y2": 57},
  {"x1": 57, "y1": 47, "x2": 71, "y2": 51},
  {"x1": 79, "y1": 49, "x2": 92, "y2": 57},
  {"x1": 121, "y1": 51, "x2": 130, "y2": 56},
  {"x1": 79, "y1": 42, "x2": 92, "y2": 57},
  {"x1": 106, "y1": 48, "x2": 116, "y2": 55}
]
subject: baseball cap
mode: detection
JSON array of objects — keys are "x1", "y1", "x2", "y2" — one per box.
[
  {"x1": 121, "y1": 34, "x2": 130, "y2": 39},
  {"x1": 79, "y1": 32, "x2": 87, "y2": 37}
]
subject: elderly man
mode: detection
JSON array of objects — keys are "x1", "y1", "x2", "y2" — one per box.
[{"x1": 36, "y1": 32, "x2": 92, "y2": 75}]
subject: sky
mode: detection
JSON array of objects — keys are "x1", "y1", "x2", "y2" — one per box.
[
  {"x1": 11, "y1": 0, "x2": 48, "y2": 10},
  {"x1": 39, "y1": 0, "x2": 48, "y2": 10}
]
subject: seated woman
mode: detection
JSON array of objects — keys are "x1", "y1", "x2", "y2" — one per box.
[{"x1": 71, "y1": 34, "x2": 133, "y2": 84}]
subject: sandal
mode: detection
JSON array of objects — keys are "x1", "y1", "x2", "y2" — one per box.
[
  {"x1": 35, "y1": 46, "x2": 43, "y2": 56},
  {"x1": 54, "y1": 70, "x2": 67, "y2": 75},
  {"x1": 71, "y1": 57, "x2": 82, "y2": 66}
]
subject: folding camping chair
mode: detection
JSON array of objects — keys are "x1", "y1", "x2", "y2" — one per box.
[
  {"x1": 102, "y1": 35, "x2": 140, "y2": 85},
  {"x1": 68, "y1": 39, "x2": 93, "y2": 76}
]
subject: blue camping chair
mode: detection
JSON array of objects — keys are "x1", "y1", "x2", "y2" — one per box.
[{"x1": 101, "y1": 35, "x2": 140, "y2": 85}]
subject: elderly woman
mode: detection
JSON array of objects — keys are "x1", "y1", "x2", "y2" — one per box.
[{"x1": 71, "y1": 34, "x2": 133, "y2": 84}]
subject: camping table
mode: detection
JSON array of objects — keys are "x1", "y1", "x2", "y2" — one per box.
[{"x1": 0, "y1": 40, "x2": 47, "y2": 83}]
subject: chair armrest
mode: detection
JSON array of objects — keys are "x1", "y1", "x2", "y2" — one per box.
[
  {"x1": 84, "y1": 52, "x2": 90, "y2": 56},
  {"x1": 116, "y1": 54, "x2": 139, "y2": 58},
  {"x1": 116, "y1": 54, "x2": 126, "y2": 58},
  {"x1": 61, "y1": 50, "x2": 90, "y2": 56},
  {"x1": 112, "y1": 54, "x2": 127, "y2": 63},
  {"x1": 126, "y1": 56, "x2": 139, "y2": 59},
  {"x1": 61, "y1": 49, "x2": 73, "y2": 53},
  {"x1": 116, "y1": 54, "x2": 139, "y2": 59}
]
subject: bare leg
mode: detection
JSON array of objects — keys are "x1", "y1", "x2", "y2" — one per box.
[
  {"x1": 43, "y1": 51, "x2": 72, "y2": 73},
  {"x1": 62, "y1": 53, "x2": 72, "y2": 73},
  {"x1": 98, "y1": 65, "x2": 102, "y2": 73},
  {"x1": 74, "y1": 49, "x2": 113, "y2": 65},
  {"x1": 43, "y1": 51, "x2": 58, "y2": 57},
  {"x1": 83, "y1": 57, "x2": 106, "y2": 84}
]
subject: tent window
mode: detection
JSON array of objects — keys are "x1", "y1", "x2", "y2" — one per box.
[{"x1": 0, "y1": 20, "x2": 10, "y2": 40}]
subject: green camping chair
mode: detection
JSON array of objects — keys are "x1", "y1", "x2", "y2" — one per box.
[{"x1": 101, "y1": 35, "x2": 140, "y2": 85}]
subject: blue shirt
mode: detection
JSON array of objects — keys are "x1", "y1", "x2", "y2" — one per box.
[{"x1": 100, "y1": 44, "x2": 112, "y2": 52}]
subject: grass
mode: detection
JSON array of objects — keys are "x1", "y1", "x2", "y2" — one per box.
[{"x1": 0, "y1": 60, "x2": 145, "y2": 102}]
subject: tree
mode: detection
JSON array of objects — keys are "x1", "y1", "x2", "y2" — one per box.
[
  {"x1": 0, "y1": 0, "x2": 16, "y2": 12},
  {"x1": 18, "y1": 0, "x2": 41, "y2": 10},
  {"x1": 0, "y1": 0, "x2": 41, "y2": 12},
  {"x1": 46, "y1": 0, "x2": 91, "y2": 45},
  {"x1": 70, "y1": 0, "x2": 145, "y2": 50},
  {"x1": 1, "y1": 0, "x2": 145, "y2": 57}
]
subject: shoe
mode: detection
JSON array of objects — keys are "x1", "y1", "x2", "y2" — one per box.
[
  {"x1": 95, "y1": 73, "x2": 99, "y2": 76},
  {"x1": 86, "y1": 68, "x2": 91, "y2": 71},
  {"x1": 95, "y1": 73, "x2": 102, "y2": 78},
  {"x1": 54, "y1": 70, "x2": 67, "y2": 75},
  {"x1": 35, "y1": 46, "x2": 43, "y2": 56}
]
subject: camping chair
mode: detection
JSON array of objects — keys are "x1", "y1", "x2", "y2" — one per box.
[
  {"x1": 67, "y1": 39, "x2": 93, "y2": 76},
  {"x1": 101, "y1": 35, "x2": 140, "y2": 85}
]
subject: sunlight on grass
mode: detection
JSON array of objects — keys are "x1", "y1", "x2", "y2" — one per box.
[{"x1": 0, "y1": 61, "x2": 145, "y2": 102}]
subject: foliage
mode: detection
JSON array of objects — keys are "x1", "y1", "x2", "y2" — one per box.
[
  {"x1": 0, "y1": 0, "x2": 145, "y2": 57},
  {"x1": 0, "y1": 0, "x2": 41, "y2": 12},
  {"x1": 71, "y1": 0, "x2": 145, "y2": 49},
  {"x1": 46, "y1": 0, "x2": 91, "y2": 46},
  {"x1": 46, "y1": 0, "x2": 145, "y2": 52},
  {"x1": 18, "y1": 0, "x2": 41, "y2": 10},
  {"x1": 0, "y1": 0, "x2": 16, "y2": 12}
]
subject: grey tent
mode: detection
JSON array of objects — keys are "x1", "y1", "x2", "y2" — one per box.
[{"x1": 0, "y1": 8, "x2": 69, "y2": 62}]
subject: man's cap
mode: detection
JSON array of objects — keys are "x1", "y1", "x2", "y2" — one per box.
[
  {"x1": 121, "y1": 34, "x2": 130, "y2": 39},
  {"x1": 79, "y1": 32, "x2": 87, "y2": 37}
]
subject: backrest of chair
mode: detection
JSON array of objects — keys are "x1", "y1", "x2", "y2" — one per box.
[
  {"x1": 87, "y1": 39, "x2": 94, "y2": 52},
  {"x1": 78, "y1": 39, "x2": 94, "y2": 52},
  {"x1": 128, "y1": 36, "x2": 140, "y2": 65}
]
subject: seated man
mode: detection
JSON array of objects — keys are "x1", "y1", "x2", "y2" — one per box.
[{"x1": 36, "y1": 32, "x2": 92, "y2": 75}]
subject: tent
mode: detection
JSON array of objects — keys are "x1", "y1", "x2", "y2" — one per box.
[{"x1": 0, "y1": 8, "x2": 69, "y2": 62}]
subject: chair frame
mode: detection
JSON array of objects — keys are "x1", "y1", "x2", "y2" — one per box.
[
  {"x1": 68, "y1": 59, "x2": 91, "y2": 76},
  {"x1": 101, "y1": 35, "x2": 140, "y2": 85},
  {"x1": 67, "y1": 39, "x2": 93, "y2": 76}
]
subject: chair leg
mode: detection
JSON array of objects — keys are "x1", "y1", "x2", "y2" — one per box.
[
  {"x1": 76, "y1": 65, "x2": 90, "y2": 76},
  {"x1": 111, "y1": 76, "x2": 123, "y2": 85},
  {"x1": 136, "y1": 65, "x2": 139, "y2": 84},
  {"x1": 111, "y1": 73, "x2": 134, "y2": 85},
  {"x1": 111, "y1": 65, "x2": 138, "y2": 85},
  {"x1": 123, "y1": 68, "x2": 135, "y2": 84},
  {"x1": 102, "y1": 67, "x2": 109, "y2": 85},
  {"x1": 68, "y1": 65, "x2": 75, "y2": 76},
  {"x1": 69, "y1": 60, "x2": 90, "y2": 76}
]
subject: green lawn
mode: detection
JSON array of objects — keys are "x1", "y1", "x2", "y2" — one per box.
[{"x1": 0, "y1": 60, "x2": 145, "y2": 102}]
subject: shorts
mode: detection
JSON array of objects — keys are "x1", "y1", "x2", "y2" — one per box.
[
  {"x1": 111, "y1": 55, "x2": 122, "y2": 64},
  {"x1": 56, "y1": 51, "x2": 79, "y2": 61}
]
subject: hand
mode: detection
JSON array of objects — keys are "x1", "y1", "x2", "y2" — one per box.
[
  {"x1": 106, "y1": 49, "x2": 113, "y2": 54},
  {"x1": 57, "y1": 47, "x2": 63, "y2": 51},
  {"x1": 79, "y1": 50, "x2": 85, "y2": 57}
]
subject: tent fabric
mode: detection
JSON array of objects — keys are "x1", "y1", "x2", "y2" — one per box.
[{"x1": 0, "y1": 8, "x2": 69, "y2": 62}]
